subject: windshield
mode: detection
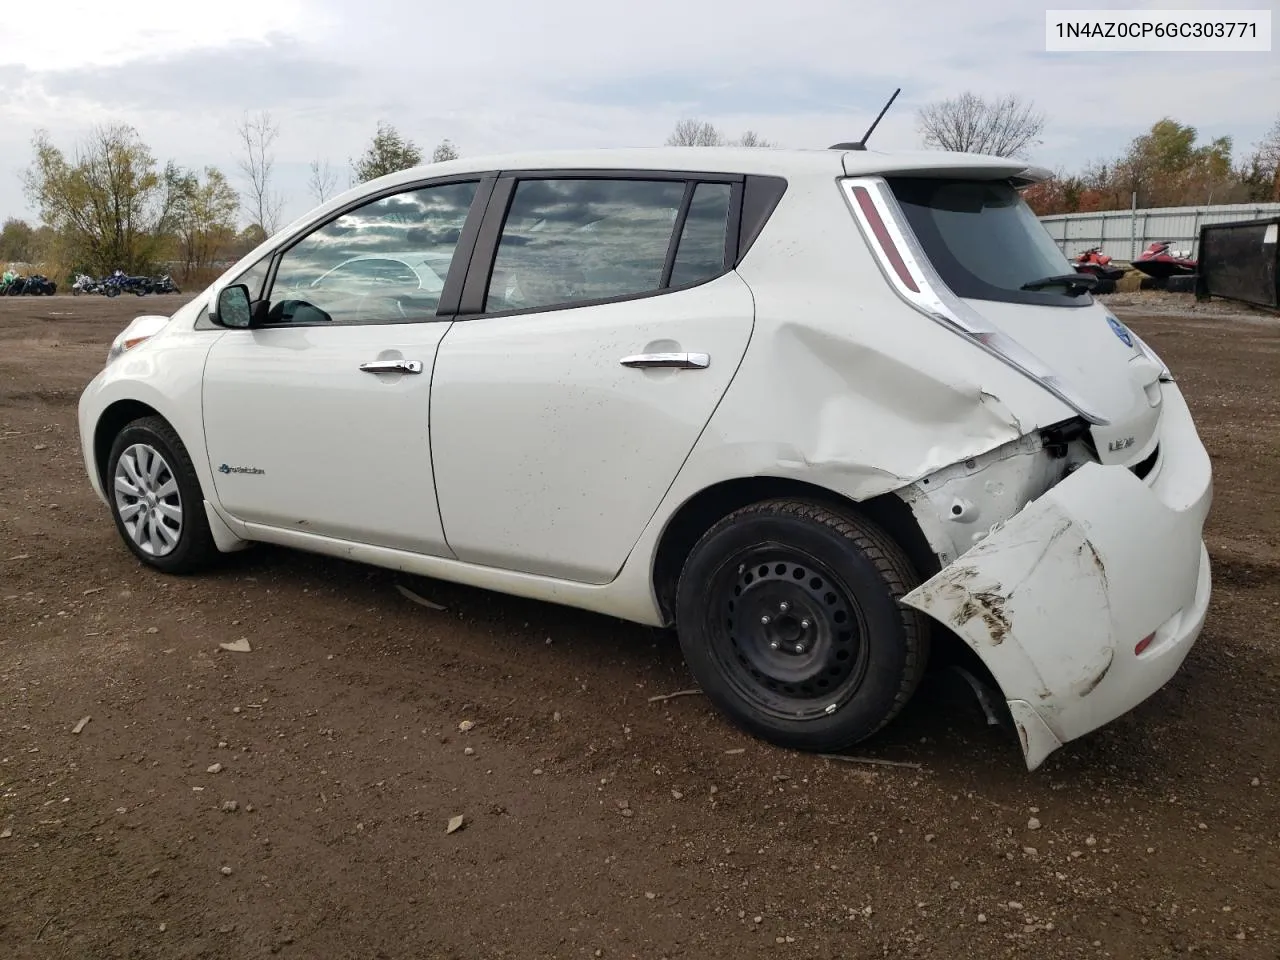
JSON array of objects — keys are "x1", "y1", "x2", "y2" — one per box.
[{"x1": 887, "y1": 177, "x2": 1086, "y2": 307}]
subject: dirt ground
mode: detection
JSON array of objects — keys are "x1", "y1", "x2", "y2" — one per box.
[{"x1": 2, "y1": 291, "x2": 1279, "y2": 960}]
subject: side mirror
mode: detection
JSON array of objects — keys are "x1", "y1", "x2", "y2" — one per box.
[{"x1": 214, "y1": 284, "x2": 253, "y2": 328}]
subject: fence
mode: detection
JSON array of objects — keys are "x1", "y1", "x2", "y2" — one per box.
[{"x1": 1039, "y1": 202, "x2": 1280, "y2": 262}]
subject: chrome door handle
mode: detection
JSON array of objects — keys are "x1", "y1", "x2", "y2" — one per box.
[
  {"x1": 619, "y1": 352, "x2": 710, "y2": 370},
  {"x1": 359, "y1": 360, "x2": 423, "y2": 374}
]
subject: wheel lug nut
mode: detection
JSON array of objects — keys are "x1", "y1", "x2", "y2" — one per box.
[
  {"x1": 800, "y1": 619, "x2": 811, "y2": 630},
  {"x1": 769, "y1": 641, "x2": 780, "y2": 650},
  {"x1": 778, "y1": 602, "x2": 790, "y2": 613},
  {"x1": 760, "y1": 615, "x2": 771, "y2": 626},
  {"x1": 794, "y1": 644, "x2": 805, "y2": 654}
]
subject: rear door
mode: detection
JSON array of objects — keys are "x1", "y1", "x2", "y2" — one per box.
[{"x1": 429, "y1": 172, "x2": 755, "y2": 583}]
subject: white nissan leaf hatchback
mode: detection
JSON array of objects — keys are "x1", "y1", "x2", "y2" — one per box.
[{"x1": 78, "y1": 147, "x2": 1212, "y2": 770}]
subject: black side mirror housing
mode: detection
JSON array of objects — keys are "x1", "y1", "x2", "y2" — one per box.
[{"x1": 214, "y1": 284, "x2": 253, "y2": 329}]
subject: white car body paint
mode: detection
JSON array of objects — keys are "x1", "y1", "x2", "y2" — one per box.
[
  {"x1": 902, "y1": 383, "x2": 1212, "y2": 770},
  {"x1": 77, "y1": 146, "x2": 1213, "y2": 770},
  {"x1": 430, "y1": 271, "x2": 756, "y2": 583},
  {"x1": 202, "y1": 322, "x2": 454, "y2": 555}
]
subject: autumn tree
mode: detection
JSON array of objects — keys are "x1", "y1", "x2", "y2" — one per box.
[
  {"x1": 0, "y1": 218, "x2": 36, "y2": 263},
  {"x1": 431, "y1": 139, "x2": 460, "y2": 163},
  {"x1": 354, "y1": 122, "x2": 424, "y2": 182},
  {"x1": 1237, "y1": 116, "x2": 1280, "y2": 201},
  {"x1": 917, "y1": 91, "x2": 1046, "y2": 158},
  {"x1": 236, "y1": 110, "x2": 284, "y2": 235},
  {"x1": 23, "y1": 124, "x2": 182, "y2": 274},
  {"x1": 171, "y1": 167, "x2": 240, "y2": 280}
]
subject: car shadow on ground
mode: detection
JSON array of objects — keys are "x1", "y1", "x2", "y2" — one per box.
[{"x1": 186, "y1": 539, "x2": 1181, "y2": 784}]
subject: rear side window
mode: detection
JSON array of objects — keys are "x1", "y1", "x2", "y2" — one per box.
[
  {"x1": 484, "y1": 179, "x2": 685, "y2": 313},
  {"x1": 887, "y1": 178, "x2": 1083, "y2": 306},
  {"x1": 669, "y1": 182, "x2": 732, "y2": 288}
]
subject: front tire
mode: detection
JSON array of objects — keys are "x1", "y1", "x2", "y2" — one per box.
[
  {"x1": 675, "y1": 499, "x2": 930, "y2": 752},
  {"x1": 106, "y1": 417, "x2": 218, "y2": 574}
]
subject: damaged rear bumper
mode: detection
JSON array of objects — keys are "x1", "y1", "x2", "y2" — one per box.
[{"x1": 901, "y1": 384, "x2": 1212, "y2": 770}]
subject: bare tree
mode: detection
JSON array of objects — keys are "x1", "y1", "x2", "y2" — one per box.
[
  {"x1": 432, "y1": 139, "x2": 460, "y2": 163},
  {"x1": 917, "y1": 92, "x2": 1046, "y2": 158},
  {"x1": 734, "y1": 130, "x2": 776, "y2": 148},
  {"x1": 236, "y1": 110, "x2": 284, "y2": 234},
  {"x1": 307, "y1": 158, "x2": 338, "y2": 204},
  {"x1": 666, "y1": 120, "x2": 775, "y2": 147},
  {"x1": 666, "y1": 119, "x2": 725, "y2": 146}
]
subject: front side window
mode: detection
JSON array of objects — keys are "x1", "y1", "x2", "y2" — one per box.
[
  {"x1": 265, "y1": 180, "x2": 478, "y2": 325},
  {"x1": 484, "y1": 178, "x2": 687, "y2": 313},
  {"x1": 888, "y1": 177, "x2": 1083, "y2": 306}
]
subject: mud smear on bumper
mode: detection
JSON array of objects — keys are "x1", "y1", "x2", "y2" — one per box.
[
  {"x1": 952, "y1": 589, "x2": 1013, "y2": 645},
  {"x1": 1073, "y1": 647, "x2": 1114, "y2": 697},
  {"x1": 1078, "y1": 539, "x2": 1108, "y2": 590}
]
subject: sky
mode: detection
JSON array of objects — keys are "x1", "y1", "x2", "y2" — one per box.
[{"x1": 1, "y1": 0, "x2": 1276, "y2": 227}]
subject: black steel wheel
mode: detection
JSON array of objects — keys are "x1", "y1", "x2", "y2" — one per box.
[{"x1": 675, "y1": 499, "x2": 929, "y2": 751}]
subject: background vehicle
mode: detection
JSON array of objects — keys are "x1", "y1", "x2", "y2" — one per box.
[
  {"x1": 77, "y1": 147, "x2": 1213, "y2": 772},
  {"x1": 21, "y1": 273, "x2": 56, "y2": 295},
  {"x1": 72, "y1": 273, "x2": 102, "y2": 295},
  {"x1": 1132, "y1": 240, "x2": 1198, "y2": 279},
  {"x1": 1072, "y1": 246, "x2": 1127, "y2": 282}
]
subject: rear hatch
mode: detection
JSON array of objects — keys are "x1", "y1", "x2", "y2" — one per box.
[{"x1": 885, "y1": 176, "x2": 1163, "y2": 469}]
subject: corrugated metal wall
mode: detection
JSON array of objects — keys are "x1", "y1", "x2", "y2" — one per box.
[{"x1": 1039, "y1": 202, "x2": 1280, "y2": 261}]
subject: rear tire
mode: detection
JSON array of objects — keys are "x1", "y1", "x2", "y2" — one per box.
[
  {"x1": 106, "y1": 416, "x2": 219, "y2": 575},
  {"x1": 674, "y1": 499, "x2": 930, "y2": 752}
]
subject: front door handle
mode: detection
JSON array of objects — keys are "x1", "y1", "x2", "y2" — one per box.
[
  {"x1": 619, "y1": 352, "x2": 710, "y2": 370},
  {"x1": 359, "y1": 359, "x2": 423, "y2": 374}
]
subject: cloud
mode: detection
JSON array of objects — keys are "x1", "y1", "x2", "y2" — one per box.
[
  {"x1": 0, "y1": 0, "x2": 1275, "y2": 226},
  {"x1": 38, "y1": 36, "x2": 356, "y2": 111}
]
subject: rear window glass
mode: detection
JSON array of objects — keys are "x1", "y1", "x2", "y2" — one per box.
[{"x1": 887, "y1": 178, "x2": 1085, "y2": 306}]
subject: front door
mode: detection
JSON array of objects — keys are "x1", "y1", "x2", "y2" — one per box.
[
  {"x1": 430, "y1": 175, "x2": 755, "y2": 583},
  {"x1": 201, "y1": 179, "x2": 482, "y2": 556}
]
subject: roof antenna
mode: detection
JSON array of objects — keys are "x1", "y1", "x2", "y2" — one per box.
[{"x1": 830, "y1": 87, "x2": 900, "y2": 151}]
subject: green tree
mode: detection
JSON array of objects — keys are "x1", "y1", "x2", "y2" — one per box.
[
  {"x1": 22, "y1": 124, "x2": 181, "y2": 274},
  {"x1": 0, "y1": 218, "x2": 36, "y2": 263},
  {"x1": 354, "y1": 122, "x2": 424, "y2": 182},
  {"x1": 431, "y1": 139, "x2": 460, "y2": 163},
  {"x1": 171, "y1": 167, "x2": 240, "y2": 281}
]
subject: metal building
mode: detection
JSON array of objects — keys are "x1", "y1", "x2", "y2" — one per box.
[{"x1": 1039, "y1": 202, "x2": 1280, "y2": 262}]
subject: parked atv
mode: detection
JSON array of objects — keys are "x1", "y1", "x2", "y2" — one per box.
[{"x1": 23, "y1": 274, "x2": 56, "y2": 295}]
